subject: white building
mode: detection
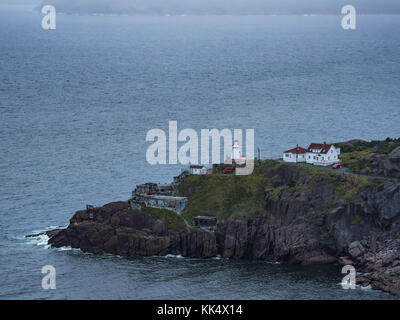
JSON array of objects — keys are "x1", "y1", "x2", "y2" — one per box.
[
  {"x1": 305, "y1": 142, "x2": 341, "y2": 166},
  {"x1": 189, "y1": 165, "x2": 207, "y2": 175},
  {"x1": 283, "y1": 146, "x2": 307, "y2": 163},
  {"x1": 283, "y1": 142, "x2": 341, "y2": 166},
  {"x1": 231, "y1": 140, "x2": 247, "y2": 165}
]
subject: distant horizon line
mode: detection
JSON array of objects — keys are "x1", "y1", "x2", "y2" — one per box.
[
  {"x1": 3, "y1": 4, "x2": 400, "y2": 16},
  {"x1": 4, "y1": 4, "x2": 400, "y2": 16}
]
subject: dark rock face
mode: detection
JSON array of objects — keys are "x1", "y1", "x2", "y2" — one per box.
[
  {"x1": 217, "y1": 216, "x2": 337, "y2": 264},
  {"x1": 368, "y1": 153, "x2": 400, "y2": 178},
  {"x1": 389, "y1": 146, "x2": 400, "y2": 162},
  {"x1": 345, "y1": 231, "x2": 400, "y2": 296},
  {"x1": 26, "y1": 229, "x2": 62, "y2": 239},
  {"x1": 213, "y1": 164, "x2": 400, "y2": 295},
  {"x1": 46, "y1": 163, "x2": 400, "y2": 295},
  {"x1": 48, "y1": 201, "x2": 217, "y2": 258}
]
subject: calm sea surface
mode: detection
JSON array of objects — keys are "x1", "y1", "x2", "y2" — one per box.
[{"x1": 0, "y1": 5, "x2": 399, "y2": 299}]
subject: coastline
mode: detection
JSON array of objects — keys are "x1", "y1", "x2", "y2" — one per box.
[{"x1": 34, "y1": 138, "x2": 400, "y2": 296}]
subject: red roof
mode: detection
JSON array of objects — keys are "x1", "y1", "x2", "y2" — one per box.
[
  {"x1": 307, "y1": 142, "x2": 332, "y2": 154},
  {"x1": 284, "y1": 146, "x2": 307, "y2": 154},
  {"x1": 190, "y1": 165, "x2": 204, "y2": 169}
]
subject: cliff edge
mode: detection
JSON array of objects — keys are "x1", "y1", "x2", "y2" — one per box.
[{"x1": 46, "y1": 138, "x2": 400, "y2": 295}]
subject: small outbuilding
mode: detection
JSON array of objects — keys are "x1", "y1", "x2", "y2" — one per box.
[
  {"x1": 130, "y1": 194, "x2": 188, "y2": 214},
  {"x1": 192, "y1": 216, "x2": 217, "y2": 230},
  {"x1": 134, "y1": 183, "x2": 159, "y2": 195},
  {"x1": 283, "y1": 146, "x2": 307, "y2": 163},
  {"x1": 145, "y1": 195, "x2": 188, "y2": 213},
  {"x1": 189, "y1": 165, "x2": 207, "y2": 175}
]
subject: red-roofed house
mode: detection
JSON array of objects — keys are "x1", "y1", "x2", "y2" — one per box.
[
  {"x1": 189, "y1": 165, "x2": 207, "y2": 175},
  {"x1": 283, "y1": 142, "x2": 341, "y2": 166},
  {"x1": 283, "y1": 146, "x2": 307, "y2": 163},
  {"x1": 305, "y1": 142, "x2": 341, "y2": 166}
]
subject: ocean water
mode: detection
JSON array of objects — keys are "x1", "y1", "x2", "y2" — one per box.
[{"x1": 0, "y1": 5, "x2": 399, "y2": 299}]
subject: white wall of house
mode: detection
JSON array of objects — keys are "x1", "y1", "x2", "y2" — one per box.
[
  {"x1": 283, "y1": 152, "x2": 306, "y2": 163},
  {"x1": 190, "y1": 167, "x2": 207, "y2": 175},
  {"x1": 306, "y1": 146, "x2": 341, "y2": 166}
]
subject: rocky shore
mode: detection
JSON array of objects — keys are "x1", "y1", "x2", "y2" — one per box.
[
  {"x1": 47, "y1": 202, "x2": 217, "y2": 258},
  {"x1": 41, "y1": 139, "x2": 400, "y2": 296}
]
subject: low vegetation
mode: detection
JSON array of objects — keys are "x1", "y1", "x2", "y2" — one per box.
[
  {"x1": 340, "y1": 149, "x2": 374, "y2": 167},
  {"x1": 352, "y1": 215, "x2": 362, "y2": 226},
  {"x1": 142, "y1": 207, "x2": 186, "y2": 232},
  {"x1": 178, "y1": 173, "x2": 268, "y2": 222},
  {"x1": 177, "y1": 158, "x2": 378, "y2": 223},
  {"x1": 338, "y1": 138, "x2": 400, "y2": 174},
  {"x1": 338, "y1": 138, "x2": 400, "y2": 154}
]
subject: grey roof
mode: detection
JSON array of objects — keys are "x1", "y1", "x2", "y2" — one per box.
[
  {"x1": 193, "y1": 216, "x2": 217, "y2": 220},
  {"x1": 146, "y1": 195, "x2": 188, "y2": 201}
]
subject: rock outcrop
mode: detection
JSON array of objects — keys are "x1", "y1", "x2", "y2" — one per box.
[
  {"x1": 344, "y1": 231, "x2": 400, "y2": 296},
  {"x1": 364, "y1": 154, "x2": 400, "y2": 178},
  {"x1": 45, "y1": 160, "x2": 400, "y2": 295},
  {"x1": 212, "y1": 164, "x2": 400, "y2": 295},
  {"x1": 336, "y1": 138, "x2": 400, "y2": 178},
  {"x1": 48, "y1": 201, "x2": 217, "y2": 258}
]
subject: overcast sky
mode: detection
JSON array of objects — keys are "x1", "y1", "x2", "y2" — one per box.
[{"x1": 6, "y1": 0, "x2": 400, "y2": 14}]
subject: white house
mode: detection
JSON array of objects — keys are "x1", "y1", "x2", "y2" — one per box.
[
  {"x1": 189, "y1": 165, "x2": 207, "y2": 175},
  {"x1": 283, "y1": 146, "x2": 307, "y2": 163},
  {"x1": 305, "y1": 142, "x2": 341, "y2": 166},
  {"x1": 283, "y1": 142, "x2": 341, "y2": 166}
]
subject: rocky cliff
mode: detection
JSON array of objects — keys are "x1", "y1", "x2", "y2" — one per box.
[
  {"x1": 46, "y1": 156, "x2": 400, "y2": 295},
  {"x1": 337, "y1": 138, "x2": 400, "y2": 178},
  {"x1": 48, "y1": 202, "x2": 217, "y2": 258},
  {"x1": 213, "y1": 161, "x2": 400, "y2": 294}
]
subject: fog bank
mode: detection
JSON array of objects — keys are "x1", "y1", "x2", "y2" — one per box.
[{"x1": 38, "y1": 0, "x2": 400, "y2": 15}]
